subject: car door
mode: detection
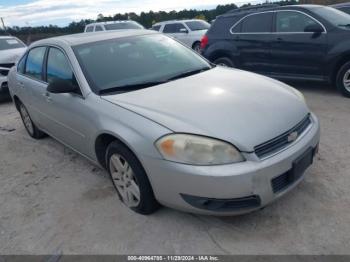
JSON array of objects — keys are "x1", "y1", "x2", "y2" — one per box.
[
  {"x1": 270, "y1": 10, "x2": 327, "y2": 79},
  {"x1": 163, "y1": 23, "x2": 191, "y2": 47},
  {"x1": 42, "y1": 47, "x2": 90, "y2": 155},
  {"x1": 231, "y1": 12, "x2": 274, "y2": 74},
  {"x1": 19, "y1": 46, "x2": 48, "y2": 128}
]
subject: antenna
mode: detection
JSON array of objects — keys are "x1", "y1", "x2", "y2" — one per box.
[{"x1": 1, "y1": 17, "x2": 5, "y2": 30}]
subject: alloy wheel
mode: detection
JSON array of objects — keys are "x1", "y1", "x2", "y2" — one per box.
[
  {"x1": 109, "y1": 153, "x2": 141, "y2": 207},
  {"x1": 343, "y1": 69, "x2": 350, "y2": 93}
]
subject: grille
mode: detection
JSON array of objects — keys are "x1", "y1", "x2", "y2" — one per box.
[
  {"x1": 181, "y1": 194, "x2": 261, "y2": 212},
  {"x1": 0, "y1": 63, "x2": 15, "y2": 69},
  {"x1": 271, "y1": 171, "x2": 290, "y2": 193},
  {"x1": 254, "y1": 114, "x2": 311, "y2": 159},
  {"x1": 0, "y1": 68, "x2": 9, "y2": 76}
]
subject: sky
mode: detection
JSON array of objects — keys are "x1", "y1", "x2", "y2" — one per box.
[{"x1": 0, "y1": 0, "x2": 268, "y2": 27}]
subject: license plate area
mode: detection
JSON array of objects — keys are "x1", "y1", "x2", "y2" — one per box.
[
  {"x1": 290, "y1": 147, "x2": 314, "y2": 182},
  {"x1": 271, "y1": 147, "x2": 314, "y2": 193}
]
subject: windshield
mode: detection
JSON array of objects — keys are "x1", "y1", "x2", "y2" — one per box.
[
  {"x1": 73, "y1": 34, "x2": 211, "y2": 94},
  {"x1": 312, "y1": 6, "x2": 350, "y2": 27},
  {"x1": 104, "y1": 22, "x2": 144, "y2": 30},
  {"x1": 0, "y1": 37, "x2": 25, "y2": 51},
  {"x1": 185, "y1": 21, "x2": 210, "y2": 31}
]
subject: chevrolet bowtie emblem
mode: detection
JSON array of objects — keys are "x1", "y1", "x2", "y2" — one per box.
[{"x1": 287, "y1": 131, "x2": 298, "y2": 143}]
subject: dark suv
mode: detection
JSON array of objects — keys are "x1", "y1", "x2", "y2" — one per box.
[{"x1": 201, "y1": 4, "x2": 350, "y2": 97}]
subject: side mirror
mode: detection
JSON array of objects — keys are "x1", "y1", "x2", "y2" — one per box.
[
  {"x1": 304, "y1": 24, "x2": 324, "y2": 33},
  {"x1": 179, "y1": 28, "x2": 189, "y2": 34},
  {"x1": 47, "y1": 79, "x2": 78, "y2": 94}
]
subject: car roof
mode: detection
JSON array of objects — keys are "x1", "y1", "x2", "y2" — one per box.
[
  {"x1": 330, "y1": 2, "x2": 350, "y2": 7},
  {"x1": 86, "y1": 20, "x2": 138, "y2": 27},
  {"x1": 153, "y1": 19, "x2": 204, "y2": 26},
  {"x1": 218, "y1": 4, "x2": 326, "y2": 18},
  {"x1": 31, "y1": 30, "x2": 158, "y2": 47}
]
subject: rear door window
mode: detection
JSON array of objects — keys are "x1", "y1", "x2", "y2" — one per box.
[
  {"x1": 239, "y1": 12, "x2": 273, "y2": 33},
  {"x1": 25, "y1": 47, "x2": 46, "y2": 80},
  {"x1": 85, "y1": 26, "x2": 93, "y2": 32}
]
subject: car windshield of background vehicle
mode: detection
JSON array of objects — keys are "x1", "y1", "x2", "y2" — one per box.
[
  {"x1": 104, "y1": 22, "x2": 143, "y2": 30},
  {"x1": 185, "y1": 21, "x2": 210, "y2": 31},
  {"x1": 0, "y1": 38, "x2": 25, "y2": 50},
  {"x1": 312, "y1": 6, "x2": 350, "y2": 28},
  {"x1": 73, "y1": 34, "x2": 211, "y2": 94}
]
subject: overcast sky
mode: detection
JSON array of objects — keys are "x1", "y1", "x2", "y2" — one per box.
[{"x1": 0, "y1": 0, "x2": 267, "y2": 27}]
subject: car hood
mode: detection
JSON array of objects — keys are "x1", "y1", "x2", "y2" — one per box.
[
  {"x1": 102, "y1": 67, "x2": 309, "y2": 151},
  {"x1": 0, "y1": 47, "x2": 26, "y2": 64}
]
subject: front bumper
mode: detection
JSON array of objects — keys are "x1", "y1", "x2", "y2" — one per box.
[{"x1": 142, "y1": 113, "x2": 320, "y2": 215}]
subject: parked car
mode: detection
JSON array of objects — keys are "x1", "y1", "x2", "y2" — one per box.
[
  {"x1": 331, "y1": 2, "x2": 350, "y2": 14},
  {"x1": 152, "y1": 19, "x2": 210, "y2": 52},
  {"x1": 201, "y1": 4, "x2": 350, "y2": 97},
  {"x1": 8, "y1": 30, "x2": 320, "y2": 215},
  {"x1": 84, "y1": 20, "x2": 144, "y2": 32},
  {"x1": 0, "y1": 36, "x2": 26, "y2": 101}
]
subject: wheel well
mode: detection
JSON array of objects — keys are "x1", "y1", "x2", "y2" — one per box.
[
  {"x1": 209, "y1": 50, "x2": 233, "y2": 63},
  {"x1": 94, "y1": 133, "x2": 140, "y2": 170},
  {"x1": 331, "y1": 55, "x2": 350, "y2": 84},
  {"x1": 192, "y1": 41, "x2": 200, "y2": 49},
  {"x1": 13, "y1": 95, "x2": 21, "y2": 111}
]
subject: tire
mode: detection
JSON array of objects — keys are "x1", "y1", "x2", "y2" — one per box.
[
  {"x1": 336, "y1": 61, "x2": 350, "y2": 98},
  {"x1": 106, "y1": 140, "x2": 159, "y2": 215},
  {"x1": 192, "y1": 42, "x2": 201, "y2": 53},
  {"x1": 213, "y1": 57, "x2": 235, "y2": 67},
  {"x1": 18, "y1": 102, "x2": 46, "y2": 139}
]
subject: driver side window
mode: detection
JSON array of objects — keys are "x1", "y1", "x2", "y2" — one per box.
[
  {"x1": 46, "y1": 47, "x2": 80, "y2": 93},
  {"x1": 276, "y1": 11, "x2": 321, "y2": 33}
]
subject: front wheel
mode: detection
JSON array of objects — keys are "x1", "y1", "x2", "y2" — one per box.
[
  {"x1": 106, "y1": 140, "x2": 159, "y2": 215},
  {"x1": 213, "y1": 57, "x2": 235, "y2": 67},
  {"x1": 336, "y1": 61, "x2": 350, "y2": 98}
]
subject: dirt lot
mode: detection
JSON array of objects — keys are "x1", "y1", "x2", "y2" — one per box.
[{"x1": 0, "y1": 84, "x2": 349, "y2": 255}]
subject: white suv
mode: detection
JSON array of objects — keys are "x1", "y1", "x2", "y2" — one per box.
[
  {"x1": 84, "y1": 21, "x2": 144, "y2": 32},
  {"x1": 152, "y1": 19, "x2": 210, "y2": 52}
]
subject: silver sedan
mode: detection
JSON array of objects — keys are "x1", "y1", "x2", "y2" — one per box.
[{"x1": 8, "y1": 30, "x2": 320, "y2": 215}]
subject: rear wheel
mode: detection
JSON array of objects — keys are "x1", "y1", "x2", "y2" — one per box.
[
  {"x1": 106, "y1": 140, "x2": 159, "y2": 215},
  {"x1": 192, "y1": 42, "x2": 201, "y2": 53},
  {"x1": 336, "y1": 61, "x2": 350, "y2": 98},
  {"x1": 18, "y1": 102, "x2": 46, "y2": 139},
  {"x1": 213, "y1": 57, "x2": 235, "y2": 67}
]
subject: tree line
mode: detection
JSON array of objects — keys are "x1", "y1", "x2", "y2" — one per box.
[{"x1": 0, "y1": 0, "x2": 297, "y2": 44}]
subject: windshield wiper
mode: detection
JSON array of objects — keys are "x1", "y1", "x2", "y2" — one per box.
[
  {"x1": 99, "y1": 81, "x2": 166, "y2": 95},
  {"x1": 338, "y1": 24, "x2": 350, "y2": 27},
  {"x1": 165, "y1": 67, "x2": 211, "y2": 82},
  {"x1": 99, "y1": 67, "x2": 211, "y2": 95}
]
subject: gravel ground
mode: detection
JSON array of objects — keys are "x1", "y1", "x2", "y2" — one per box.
[{"x1": 0, "y1": 83, "x2": 349, "y2": 255}]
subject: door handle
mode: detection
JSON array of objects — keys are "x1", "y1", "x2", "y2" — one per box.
[
  {"x1": 19, "y1": 82, "x2": 24, "y2": 88},
  {"x1": 276, "y1": 37, "x2": 283, "y2": 42}
]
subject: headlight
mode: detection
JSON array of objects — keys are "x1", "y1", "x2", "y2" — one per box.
[{"x1": 155, "y1": 134, "x2": 244, "y2": 165}]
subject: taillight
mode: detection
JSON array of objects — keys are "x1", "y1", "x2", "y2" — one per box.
[{"x1": 200, "y1": 35, "x2": 208, "y2": 50}]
